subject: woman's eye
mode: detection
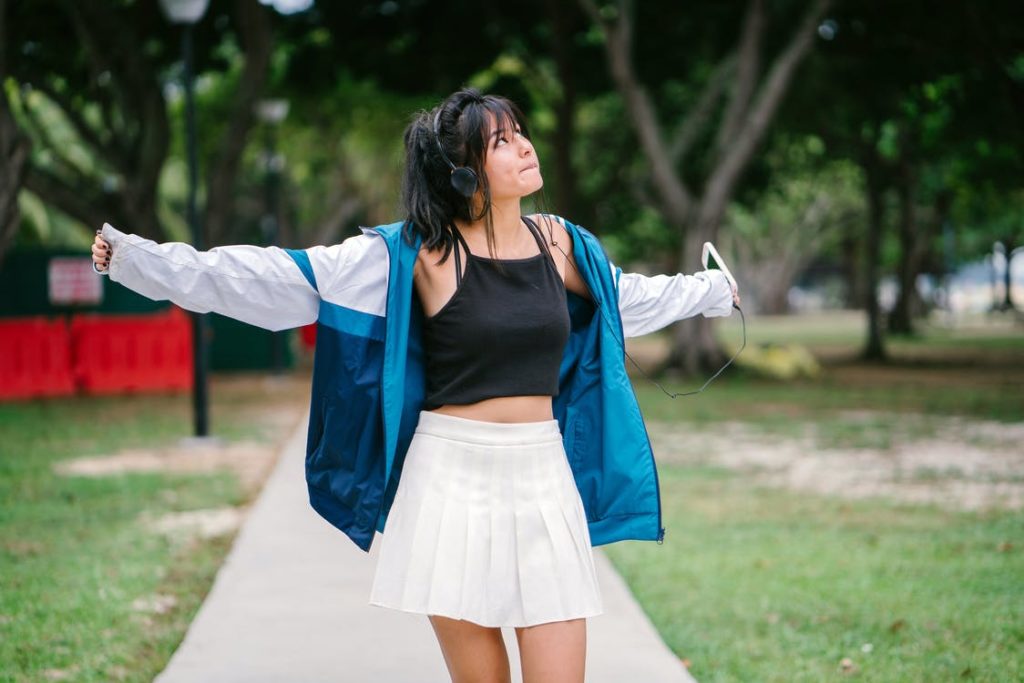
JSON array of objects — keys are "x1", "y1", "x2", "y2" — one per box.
[{"x1": 494, "y1": 129, "x2": 523, "y2": 147}]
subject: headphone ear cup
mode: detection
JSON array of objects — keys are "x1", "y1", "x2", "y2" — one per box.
[{"x1": 450, "y1": 167, "x2": 478, "y2": 198}]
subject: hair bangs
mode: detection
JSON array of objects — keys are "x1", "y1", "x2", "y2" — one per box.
[{"x1": 460, "y1": 97, "x2": 529, "y2": 170}]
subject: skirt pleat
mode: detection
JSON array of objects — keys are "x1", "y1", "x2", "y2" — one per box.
[{"x1": 368, "y1": 410, "x2": 604, "y2": 628}]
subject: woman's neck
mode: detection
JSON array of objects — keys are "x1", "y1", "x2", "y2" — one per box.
[{"x1": 458, "y1": 198, "x2": 527, "y2": 251}]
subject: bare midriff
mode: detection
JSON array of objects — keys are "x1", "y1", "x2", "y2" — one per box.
[{"x1": 429, "y1": 395, "x2": 554, "y2": 423}]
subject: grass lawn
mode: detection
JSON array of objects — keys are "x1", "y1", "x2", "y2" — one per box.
[
  {"x1": 0, "y1": 373, "x2": 310, "y2": 683},
  {"x1": 603, "y1": 466, "x2": 1022, "y2": 682},
  {"x1": 606, "y1": 311, "x2": 1024, "y2": 682}
]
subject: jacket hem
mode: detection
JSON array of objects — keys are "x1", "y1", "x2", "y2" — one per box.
[
  {"x1": 588, "y1": 512, "x2": 662, "y2": 547},
  {"x1": 307, "y1": 483, "x2": 375, "y2": 553}
]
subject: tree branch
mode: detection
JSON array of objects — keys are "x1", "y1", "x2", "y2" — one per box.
[
  {"x1": 668, "y1": 54, "x2": 735, "y2": 165},
  {"x1": 203, "y1": 0, "x2": 273, "y2": 246},
  {"x1": 578, "y1": 0, "x2": 692, "y2": 226},
  {"x1": 30, "y1": 80, "x2": 126, "y2": 171},
  {"x1": 0, "y1": 0, "x2": 32, "y2": 268},
  {"x1": 696, "y1": 0, "x2": 832, "y2": 237},
  {"x1": 714, "y1": 0, "x2": 764, "y2": 158},
  {"x1": 22, "y1": 165, "x2": 117, "y2": 230},
  {"x1": 314, "y1": 195, "x2": 363, "y2": 246},
  {"x1": 18, "y1": 95, "x2": 90, "y2": 185},
  {"x1": 63, "y1": 2, "x2": 119, "y2": 135}
]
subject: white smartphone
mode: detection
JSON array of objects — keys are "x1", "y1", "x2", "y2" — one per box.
[{"x1": 701, "y1": 241, "x2": 738, "y2": 292}]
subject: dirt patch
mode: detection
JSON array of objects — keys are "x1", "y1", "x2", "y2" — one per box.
[
  {"x1": 53, "y1": 440, "x2": 279, "y2": 547},
  {"x1": 648, "y1": 413, "x2": 1024, "y2": 512},
  {"x1": 53, "y1": 440, "x2": 279, "y2": 501},
  {"x1": 131, "y1": 593, "x2": 178, "y2": 615},
  {"x1": 138, "y1": 506, "x2": 249, "y2": 545}
]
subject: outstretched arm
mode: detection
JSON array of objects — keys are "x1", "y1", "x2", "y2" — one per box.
[
  {"x1": 92, "y1": 222, "x2": 350, "y2": 331},
  {"x1": 614, "y1": 266, "x2": 736, "y2": 338}
]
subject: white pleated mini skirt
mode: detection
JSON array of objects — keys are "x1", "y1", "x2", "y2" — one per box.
[{"x1": 368, "y1": 410, "x2": 604, "y2": 627}]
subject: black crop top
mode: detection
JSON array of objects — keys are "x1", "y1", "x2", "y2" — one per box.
[{"x1": 421, "y1": 216, "x2": 571, "y2": 410}]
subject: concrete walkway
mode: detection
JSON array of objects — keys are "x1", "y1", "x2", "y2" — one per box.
[{"x1": 154, "y1": 412, "x2": 697, "y2": 683}]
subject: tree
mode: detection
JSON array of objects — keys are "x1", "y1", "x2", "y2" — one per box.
[
  {"x1": 0, "y1": 0, "x2": 30, "y2": 268},
  {"x1": 2, "y1": 0, "x2": 275, "y2": 259},
  {"x1": 577, "y1": 0, "x2": 832, "y2": 374},
  {"x1": 719, "y1": 137, "x2": 860, "y2": 314},
  {"x1": 785, "y1": 0, "x2": 1024, "y2": 352}
]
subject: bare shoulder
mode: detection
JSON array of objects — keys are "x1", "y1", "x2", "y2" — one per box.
[
  {"x1": 414, "y1": 244, "x2": 438, "y2": 282},
  {"x1": 527, "y1": 213, "x2": 572, "y2": 254},
  {"x1": 527, "y1": 213, "x2": 590, "y2": 300},
  {"x1": 415, "y1": 242, "x2": 454, "y2": 282}
]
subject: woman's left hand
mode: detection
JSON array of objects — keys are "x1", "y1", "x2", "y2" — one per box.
[{"x1": 731, "y1": 284, "x2": 741, "y2": 308}]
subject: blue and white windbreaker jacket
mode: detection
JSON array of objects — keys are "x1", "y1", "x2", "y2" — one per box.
[{"x1": 95, "y1": 216, "x2": 734, "y2": 552}]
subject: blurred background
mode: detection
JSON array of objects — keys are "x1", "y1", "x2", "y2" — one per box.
[{"x1": 0, "y1": 1, "x2": 1021, "y2": 681}]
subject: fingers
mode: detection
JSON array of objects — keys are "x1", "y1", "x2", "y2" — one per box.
[{"x1": 93, "y1": 230, "x2": 112, "y2": 271}]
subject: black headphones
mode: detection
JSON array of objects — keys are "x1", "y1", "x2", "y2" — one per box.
[{"x1": 432, "y1": 108, "x2": 478, "y2": 198}]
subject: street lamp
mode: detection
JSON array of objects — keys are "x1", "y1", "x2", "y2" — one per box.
[
  {"x1": 255, "y1": 99, "x2": 289, "y2": 375},
  {"x1": 160, "y1": 0, "x2": 211, "y2": 438}
]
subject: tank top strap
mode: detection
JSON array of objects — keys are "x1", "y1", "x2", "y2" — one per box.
[
  {"x1": 521, "y1": 215, "x2": 561, "y2": 282},
  {"x1": 449, "y1": 224, "x2": 471, "y2": 287}
]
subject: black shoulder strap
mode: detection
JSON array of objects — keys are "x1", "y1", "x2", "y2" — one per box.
[
  {"x1": 450, "y1": 224, "x2": 470, "y2": 286},
  {"x1": 522, "y1": 215, "x2": 561, "y2": 280}
]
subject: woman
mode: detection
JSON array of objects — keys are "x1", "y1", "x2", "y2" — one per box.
[{"x1": 92, "y1": 88, "x2": 739, "y2": 683}]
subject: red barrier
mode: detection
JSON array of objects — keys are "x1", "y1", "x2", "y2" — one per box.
[
  {"x1": 300, "y1": 322, "x2": 317, "y2": 350},
  {"x1": 0, "y1": 317, "x2": 75, "y2": 400},
  {"x1": 70, "y1": 307, "x2": 193, "y2": 395}
]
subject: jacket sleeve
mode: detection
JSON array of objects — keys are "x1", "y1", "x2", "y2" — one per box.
[
  {"x1": 613, "y1": 263, "x2": 734, "y2": 338},
  {"x1": 93, "y1": 222, "x2": 354, "y2": 331}
]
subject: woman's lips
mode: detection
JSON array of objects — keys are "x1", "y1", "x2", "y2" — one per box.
[{"x1": 520, "y1": 163, "x2": 539, "y2": 173}]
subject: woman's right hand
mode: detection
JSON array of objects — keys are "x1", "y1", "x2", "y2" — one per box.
[{"x1": 92, "y1": 229, "x2": 112, "y2": 271}]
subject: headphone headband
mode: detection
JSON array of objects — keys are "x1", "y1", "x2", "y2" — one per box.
[{"x1": 431, "y1": 107, "x2": 478, "y2": 198}]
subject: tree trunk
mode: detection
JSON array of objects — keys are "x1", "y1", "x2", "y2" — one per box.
[
  {"x1": 861, "y1": 153, "x2": 887, "y2": 361},
  {"x1": 202, "y1": 0, "x2": 273, "y2": 247},
  {"x1": 888, "y1": 157, "x2": 919, "y2": 335},
  {"x1": 839, "y1": 228, "x2": 862, "y2": 308},
  {"x1": 1001, "y1": 237, "x2": 1018, "y2": 311},
  {"x1": 544, "y1": 0, "x2": 578, "y2": 218},
  {"x1": 758, "y1": 269, "x2": 794, "y2": 314},
  {"x1": 0, "y1": 0, "x2": 30, "y2": 268},
  {"x1": 661, "y1": 227, "x2": 728, "y2": 375}
]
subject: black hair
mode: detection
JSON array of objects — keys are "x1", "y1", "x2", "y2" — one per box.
[{"x1": 400, "y1": 88, "x2": 535, "y2": 269}]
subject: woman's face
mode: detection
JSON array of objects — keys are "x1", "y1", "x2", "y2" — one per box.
[{"x1": 480, "y1": 114, "x2": 543, "y2": 201}]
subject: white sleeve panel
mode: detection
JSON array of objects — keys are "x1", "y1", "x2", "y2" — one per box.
[
  {"x1": 616, "y1": 266, "x2": 734, "y2": 338},
  {"x1": 312, "y1": 231, "x2": 389, "y2": 317},
  {"x1": 98, "y1": 222, "x2": 329, "y2": 331}
]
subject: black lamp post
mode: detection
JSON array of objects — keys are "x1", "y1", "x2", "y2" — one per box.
[
  {"x1": 255, "y1": 99, "x2": 289, "y2": 375},
  {"x1": 160, "y1": 0, "x2": 211, "y2": 438}
]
